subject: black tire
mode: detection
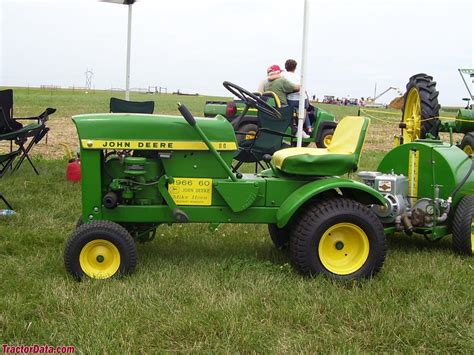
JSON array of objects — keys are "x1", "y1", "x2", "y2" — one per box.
[
  {"x1": 401, "y1": 73, "x2": 441, "y2": 142},
  {"x1": 268, "y1": 224, "x2": 291, "y2": 250},
  {"x1": 64, "y1": 220, "x2": 137, "y2": 280},
  {"x1": 76, "y1": 216, "x2": 84, "y2": 229},
  {"x1": 316, "y1": 128, "x2": 335, "y2": 148},
  {"x1": 452, "y1": 195, "x2": 474, "y2": 256},
  {"x1": 236, "y1": 123, "x2": 259, "y2": 145},
  {"x1": 290, "y1": 198, "x2": 387, "y2": 280},
  {"x1": 459, "y1": 134, "x2": 474, "y2": 156}
]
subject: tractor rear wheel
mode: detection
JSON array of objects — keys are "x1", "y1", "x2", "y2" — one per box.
[
  {"x1": 316, "y1": 128, "x2": 334, "y2": 148},
  {"x1": 452, "y1": 195, "x2": 474, "y2": 256},
  {"x1": 290, "y1": 198, "x2": 386, "y2": 280},
  {"x1": 401, "y1": 74, "x2": 441, "y2": 143},
  {"x1": 236, "y1": 123, "x2": 258, "y2": 146},
  {"x1": 459, "y1": 134, "x2": 474, "y2": 156},
  {"x1": 64, "y1": 220, "x2": 137, "y2": 280}
]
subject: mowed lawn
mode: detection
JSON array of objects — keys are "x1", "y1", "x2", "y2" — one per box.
[{"x1": 0, "y1": 88, "x2": 472, "y2": 353}]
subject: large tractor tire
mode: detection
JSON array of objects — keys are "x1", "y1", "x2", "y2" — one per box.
[
  {"x1": 401, "y1": 74, "x2": 441, "y2": 143},
  {"x1": 64, "y1": 220, "x2": 137, "y2": 280},
  {"x1": 289, "y1": 198, "x2": 387, "y2": 280},
  {"x1": 452, "y1": 195, "x2": 474, "y2": 256},
  {"x1": 459, "y1": 133, "x2": 474, "y2": 156}
]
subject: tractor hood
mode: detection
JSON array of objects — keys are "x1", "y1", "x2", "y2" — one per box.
[{"x1": 73, "y1": 113, "x2": 237, "y2": 151}]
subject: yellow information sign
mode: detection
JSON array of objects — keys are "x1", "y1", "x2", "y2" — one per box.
[{"x1": 168, "y1": 178, "x2": 212, "y2": 206}]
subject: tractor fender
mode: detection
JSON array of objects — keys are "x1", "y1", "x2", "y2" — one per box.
[
  {"x1": 276, "y1": 177, "x2": 386, "y2": 228},
  {"x1": 232, "y1": 116, "x2": 259, "y2": 130}
]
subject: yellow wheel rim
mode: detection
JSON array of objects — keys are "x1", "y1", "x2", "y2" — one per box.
[
  {"x1": 403, "y1": 88, "x2": 422, "y2": 143},
  {"x1": 471, "y1": 218, "x2": 474, "y2": 255},
  {"x1": 79, "y1": 239, "x2": 121, "y2": 279},
  {"x1": 318, "y1": 223, "x2": 370, "y2": 275},
  {"x1": 323, "y1": 134, "x2": 333, "y2": 147},
  {"x1": 463, "y1": 145, "x2": 473, "y2": 156},
  {"x1": 245, "y1": 130, "x2": 256, "y2": 140}
]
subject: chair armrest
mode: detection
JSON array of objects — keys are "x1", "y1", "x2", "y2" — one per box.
[{"x1": 16, "y1": 108, "x2": 56, "y2": 123}]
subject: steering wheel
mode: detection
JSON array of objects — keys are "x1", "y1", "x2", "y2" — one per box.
[{"x1": 223, "y1": 81, "x2": 281, "y2": 119}]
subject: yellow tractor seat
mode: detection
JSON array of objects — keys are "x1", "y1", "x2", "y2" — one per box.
[{"x1": 272, "y1": 116, "x2": 370, "y2": 176}]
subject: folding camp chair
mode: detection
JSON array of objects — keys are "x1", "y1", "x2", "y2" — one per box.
[
  {"x1": 0, "y1": 89, "x2": 55, "y2": 176},
  {"x1": 0, "y1": 148, "x2": 21, "y2": 177},
  {"x1": 0, "y1": 191, "x2": 14, "y2": 210},
  {"x1": 109, "y1": 97, "x2": 155, "y2": 114},
  {"x1": 233, "y1": 105, "x2": 294, "y2": 173}
]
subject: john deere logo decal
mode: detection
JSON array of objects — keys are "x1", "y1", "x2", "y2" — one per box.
[{"x1": 81, "y1": 140, "x2": 237, "y2": 151}]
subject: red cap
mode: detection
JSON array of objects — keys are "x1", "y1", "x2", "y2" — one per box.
[{"x1": 267, "y1": 64, "x2": 282, "y2": 74}]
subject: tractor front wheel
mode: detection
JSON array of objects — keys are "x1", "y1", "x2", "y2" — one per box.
[
  {"x1": 290, "y1": 198, "x2": 387, "y2": 280},
  {"x1": 76, "y1": 216, "x2": 84, "y2": 229},
  {"x1": 452, "y1": 195, "x2": 474, "y2": 256},
  {"x1": 64, "y1": 220, "x2": 137, "y2": 280},
  {"x1": 268, "y1": 224, "x2": 291, "y2": 250}
]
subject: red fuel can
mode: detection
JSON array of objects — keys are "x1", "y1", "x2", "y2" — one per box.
[{"x1": 66, "y1": 159, "x2": 81, "y2": 182}]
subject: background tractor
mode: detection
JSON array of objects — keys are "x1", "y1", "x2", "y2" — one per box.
[
  {"x1": 399, "y1": 70, "x2": 474, "y2": 156},
  {"x1": 204, "y1": 93, "x2": 337, "y2": 148},
  {"x1": 438, "y1": 69, "x2": 474, "y2": 155}
]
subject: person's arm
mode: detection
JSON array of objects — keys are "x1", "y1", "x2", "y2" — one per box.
[
  {"x1": 267, "y1": 73, "x2": 281, "y2": 81},
  {"x1": 281, "y1": 78, "x2": 300, "y2": 94}
]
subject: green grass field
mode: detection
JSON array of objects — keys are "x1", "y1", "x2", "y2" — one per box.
[{"x1": 0, "y1": 88, "x2": 472, "y2": 353}]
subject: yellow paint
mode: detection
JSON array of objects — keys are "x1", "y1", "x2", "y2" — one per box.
[
  {"x1": 408, "y1": 149, "x2": 419, "y2": 202},
  {"x1": 262, "y1": 91, "x2": 281, "y2": 108},
  {"x1": 81, "y1": 140, "x2": 237, "y2": 151},
  {"x1": 79, "y1": 239, "x2": 121, "y2": 279},
  {"x1": 318, "y1": 223, "x2": 370, "y2": 275},
  {"x1": 403, "y1": 88, "x2": 422, "y2": 143},
  {"x1": 244, "y1": 130, "x2": 257, "y2": 140},
  {"x1": 470, "y1": 219, "x2": 473, "y2": 255},
  {"x1": 463, "y1": 145, "x2": 473, "y2": 156},
  {"x1": 323, "y1": 134, "x2": 333, "y2": 147},
  {"x1": 168, "y1": 178, "x2": 212, "y2": 206}
]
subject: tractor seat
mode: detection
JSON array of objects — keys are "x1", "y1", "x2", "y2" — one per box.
[{"x1": 272, "y1": 116, "x2": 369, "y2": 176}]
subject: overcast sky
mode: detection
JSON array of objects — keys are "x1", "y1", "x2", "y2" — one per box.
[{"x1": 0, "y1": 0, "x2": 473, "y2": 104}]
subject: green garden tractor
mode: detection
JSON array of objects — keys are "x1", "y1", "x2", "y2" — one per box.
[{"x1": 64, "y1": 82, "x2": 473, "y2": 281}]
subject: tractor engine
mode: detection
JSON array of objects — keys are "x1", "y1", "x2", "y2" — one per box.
[
  {"x1": 103, "y1": 154, "x2": 164, "y2": 208},
  {"x1": 358, "y1": 171, "x2": 451, "y2": 234}
]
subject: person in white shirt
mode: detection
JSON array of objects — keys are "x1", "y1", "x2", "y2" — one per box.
[{"x1": 282, "y1": 59, "x2": 311, "y2": 138}]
